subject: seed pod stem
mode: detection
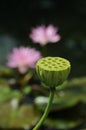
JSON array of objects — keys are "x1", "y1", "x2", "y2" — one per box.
[{"x1": 33, "y1": 89, "x2": 55, "y2": 130}]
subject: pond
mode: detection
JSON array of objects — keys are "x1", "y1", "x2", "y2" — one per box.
[{"x1": 0, "y1": 0, "x2": 86, "y2": 129}]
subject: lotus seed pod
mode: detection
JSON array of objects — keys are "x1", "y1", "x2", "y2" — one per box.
[{"x1": 36, "y1": 57, "x2": 71, "y2": 88}]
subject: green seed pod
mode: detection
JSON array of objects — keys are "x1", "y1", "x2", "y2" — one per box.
[{"x1": 36, "y1": 57, "x2": 71, "y2": 88}]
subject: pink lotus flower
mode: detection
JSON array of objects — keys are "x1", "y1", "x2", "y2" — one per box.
[
  {"x1": 29, "y1": 24, "x2": 61, "y2": 46},
  {"x1": 7, "y1": 47, "x2": 42, "y2": 73}
]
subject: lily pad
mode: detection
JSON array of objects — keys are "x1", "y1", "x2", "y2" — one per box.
[
  {"x1": 34, "y1": 77, "x2": 86, "y2": 111},
  {"x1": 0, "y1": 79, "x2": 9, "y2": 86},
  {"x1": 0, "y1": 103, "x2": 12, "y2": 128},
  {"x1": 0, "y1": 103, "x2": 40, "y2": 129},
  {"x1": 0, "y1": 85, "x2": 22, "y2": 104},
  {"x1": 0, "y1": 66, "x2": 13, "y2": 77},
  {"x1": 10, "y1": 105, "x2": 39, "y2": 128},
  {"x1": 45, "y1": 118, "x2": 83, "y2": 129}
]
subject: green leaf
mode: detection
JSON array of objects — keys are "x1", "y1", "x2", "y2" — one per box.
[
  {"x1": 22, "y1": 86, "x2": 31, "y2": 94},
  {"x1": 45, "y1": 118, "x2": 83, "y2": 129},
  {"x1": 0, "y1": 86, "x2": 22, "y2": 104}
]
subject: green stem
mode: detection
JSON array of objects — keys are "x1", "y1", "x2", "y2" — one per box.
[
  {"x1": 33, "y1": 90, "x2": 55, "y2": 130},
  {"x1": 42, "y1": 46, "x2": 47, "y2": 57}
]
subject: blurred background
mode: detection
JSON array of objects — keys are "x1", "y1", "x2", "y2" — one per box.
[
  {"x1": 0, "y1": 1, "x2": 86, "y2": 129},
  {"x1": 0, "y1": 0, "x2": 86, "y2": 78}
]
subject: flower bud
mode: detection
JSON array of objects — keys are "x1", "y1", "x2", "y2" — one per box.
[{"x1": 36, "y1": 57, "x2": 71, "y2": 88}]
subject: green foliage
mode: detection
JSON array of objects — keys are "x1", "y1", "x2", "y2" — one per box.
[
  {"x1": 0, "y1": 86, "x2": 22, "y2": 104},
  {"x1": 0, "y1": 66, "x2": 13, "y2": 77},
  {"x1": 34, "y1": 77, "x2": 86, "y2": 129},
  {"x1": 34, "y1": 77, "x2": 86, "y2": 111},
  {"x1": 22, "y1": 86, "x2": 32, "y2": 94},
  {"x1": 0, "y1": 72, "x2": 86, "y2": 129},
  {"x1": 45, "y1": 118, "x2": 83, "y2": 130},
  {"x1": 0, "y1": 104, "x2": 40, "y2": 129}
]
